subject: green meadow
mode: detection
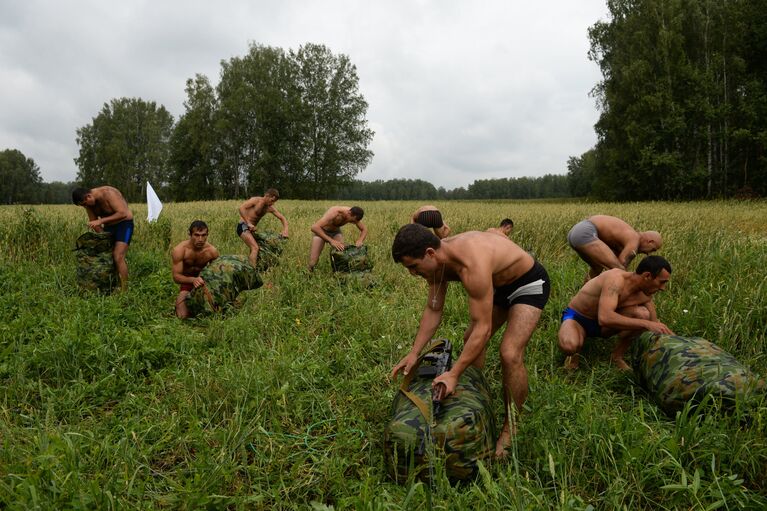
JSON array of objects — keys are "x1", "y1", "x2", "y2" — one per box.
[{"x1": 1, "y1": 200, "x2": 765, "y2": 510}]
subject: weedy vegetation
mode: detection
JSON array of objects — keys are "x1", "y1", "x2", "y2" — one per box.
[{"x1": 0, "y1": 200, "x2": 765, "y2": 509}]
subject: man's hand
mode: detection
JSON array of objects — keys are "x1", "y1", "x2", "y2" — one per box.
[
  {"x1": 280, "y1": 230, "x2": 289, "y2": 238},
  {"x1": 355, "y1": 239, "x2": 364, "y2": 248},
  {"x1": 88, "y1": 219, "x2": 103, "y2": 230},
  {"x1": 648, "y1": 321, "x2": 674, "y2": 335},
  {"x1": 192, "y1": 277, "x2": 205, "y2": 288},
  {"x1": 391, "y1": 352, "x2": 419, "y2": 380},
  {"x1": 331, "y1": 239, "x2": 345, "y2": 251},
  {"x1": 433, "y1": 371, "x2": 459, "y2": 398},
  {"x1": 247, "y1": 224, "x2": 256, "y2": 232}
]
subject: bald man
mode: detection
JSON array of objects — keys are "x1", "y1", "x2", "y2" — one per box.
[{"x1": 567, "y1": 215, "x2": 661, "y2": 280}]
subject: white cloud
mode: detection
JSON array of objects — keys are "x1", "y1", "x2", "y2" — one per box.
[{"x1": 0, "y1": 0, "x2": 607, "y2": 188}]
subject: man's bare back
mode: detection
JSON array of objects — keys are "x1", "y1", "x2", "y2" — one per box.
[
  {"x1": 434, "y1": 232, "x2": 534, "y2": 288},
  {"x1": 84, "y1": 186, "x2": 133, "y2": 227}
]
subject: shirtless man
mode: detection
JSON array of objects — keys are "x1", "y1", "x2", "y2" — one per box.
[
  {"x1": 412, "y1": 205, "x2": 451, "y2": 239},
  {"x1": 308, "y1": 206, "x2": 367, "y2": 271},
  {"x1": 558, "y1": 255, "x2": 674, "y2": 370},
  {"x1": 487, "y1": 218, "x2": 514, "y2": 237},
  {"x1": 567, "y1": 214, "x2": 662, "y2": 279},
  {"x1": 171, "y1": 220, "x2": 220, "y2": 319},
  {"x1": 237, "y1": 188, "x2": 289, "y2": 267},
  {"x1": 390, "y1": 224, "x2": 550, "y2": 457},
  {"x1": 72, "y1": 186, "x2": 134, "y2": 291}
]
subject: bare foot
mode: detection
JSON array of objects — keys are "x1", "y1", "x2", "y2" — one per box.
[
  {"x1": 611, "y1": 356, "x2": 632, "y2": 371},
  {"x1": 564, "y1": 354, "x2": 580, "y2": 370},
  {"x1": 494, "y1": 422, "x2": 517, "y2": 458}
]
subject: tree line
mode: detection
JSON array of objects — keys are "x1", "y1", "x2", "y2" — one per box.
[
  {"x1": 572, "y1": 0, "x2": 767, "y2": 200},
  {"x1": 331, "y1": 175, "x2": 570, "y2": 200}
]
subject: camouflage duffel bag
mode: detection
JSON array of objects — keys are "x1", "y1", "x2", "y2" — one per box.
[
  {"x1": 254, "y1": 231, "x2": 286, "y2": 272},
  {"x1": 631, "y1": 332, "x2": 765, "y2": 415},
  {"x1": 384, "y1": 340, "x2": 496, "y2": 484},
  {"x1": 186, "y1": 255, "x2": 263, "y2": 315},
  {"x1": 330, "y1": 245, "x2": 372, "y2": 273},
  {"x1": 74, "y1": 231, "x2": 118, "y2": 293}
]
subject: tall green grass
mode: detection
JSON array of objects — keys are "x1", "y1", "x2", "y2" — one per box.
[{"x1": 0, "y1": 200, "x2": 765, "y2": 509}]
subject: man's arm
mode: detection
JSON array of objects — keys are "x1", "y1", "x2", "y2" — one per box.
[
  {"x1": 598, "y1": 275, "x2": 671, "y2": 333},
  {"x1": 171, "y1": 246, "x2": 200, "y2": 286},
  {"x1": 433, "y1": 270, "x2": 494, "y2": 394},
  {"x1": 84, "y1": 207, "x2": 103, "y2": 232},
  {"x1": 391, "y1": 282, "x2": 448, "y2": 379},
  {"x1": 354, "y1": 221, "x2": 368, "y2": 246},
  {"x1": 617, "y1": 234, "x2": 640, "y2": 268},
  {"x1": 269, "y1": 207, "x2": 289, "y2": 237}
]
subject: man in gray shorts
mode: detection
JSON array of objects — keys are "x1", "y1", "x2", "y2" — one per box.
[{"x1": 567, "y1": 215, "x2": 662, "y2": 280}]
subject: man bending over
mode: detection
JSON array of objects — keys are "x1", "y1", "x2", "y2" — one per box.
[
  {"x1": 308, "y1": 206, "x2": 367, "y2": 271},
  {"x1": 390, "y1": 225, "x2": 550, "y2": 457},
  {"x1": 72, "y1": 186, "x2": 133, "y2": 291},
  {"x1": 238, "y1": 188, "x2": 289, "y2": 267},
  {"x1": 567, "y1": 214, "x2": 661, "y2": 280},
  {"x1": 558, "y1": 255, "x2": 674, "y2": 370}
]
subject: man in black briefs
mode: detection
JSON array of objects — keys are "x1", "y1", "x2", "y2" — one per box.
[
  {"x1": 390, "y1": 224, "x2": 550, "y2": 458},
  {"x1": 411, "y1": 205, "x2": 451, "y2": 239}
]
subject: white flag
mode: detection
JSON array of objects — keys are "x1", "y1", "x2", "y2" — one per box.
[{"x1": 146, "y1": 181, "x2": 163, "y2": 222}]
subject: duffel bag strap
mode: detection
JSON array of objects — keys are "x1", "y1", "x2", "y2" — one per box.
[{"x1": 398, "y1": 339, "x2": 447, "y2": 423}]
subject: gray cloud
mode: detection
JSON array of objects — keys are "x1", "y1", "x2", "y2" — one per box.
[{"x1": 0, "y1": 0, "x2": 607, "y2": 189}]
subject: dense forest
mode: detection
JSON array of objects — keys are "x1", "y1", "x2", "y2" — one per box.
[{"x1": 2, "y1": 0, "x2": 765, "y2": 204}]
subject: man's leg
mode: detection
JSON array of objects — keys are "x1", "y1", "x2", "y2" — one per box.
[
  {"x1": 610, "y1": 305, "x2": 650, "y2": 370},
  {"x1": 112, "y1": 241, "x2": 129, "y2": 291},
  {"x1": 496, "y1": 303, "x2": 542, "y2": 457},
  {"x1": 558, "y1": 319, "x2": 588, "y2": 369},
  {"x1": 308, "y1": 236, "x2": 326, "y2": 271},
  {"x1": 575, "y1": 240, "x2": 623, "y2": 279},
  {"x1": 175, "y1": 291, "x2": 190, "y2": 319},
  {"x1": 240, "y1": 231, "x2": 260, "y2": 267}
]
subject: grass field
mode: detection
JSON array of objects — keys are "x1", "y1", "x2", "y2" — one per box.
[{"x1": 1, "y1": 199, "x2": 766, "y2": 510}]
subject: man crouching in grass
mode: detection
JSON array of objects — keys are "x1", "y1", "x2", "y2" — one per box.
[
  {"x1": 558, "y1": 255, "x2": 674, "y2": 370},
  {"x1": 390, "y1": 224, "x2": 550, "y2": 458},
  {"x1": 171, "y1": 220, "x2": 220, "y2": 319}
]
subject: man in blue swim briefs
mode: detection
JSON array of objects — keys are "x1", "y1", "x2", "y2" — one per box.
[
  {"x1": 390, "y1": 225, "x2": 550, "y2": 458},
  {"x1": 558, "y1": 255, "x2": 674, "y2": 370},
  {"x1": 567, "y1": 215, "x2": 662, "y2": 280},
  {"x1": 72, "y1": 186, "x2": 134, "y2": 291}
]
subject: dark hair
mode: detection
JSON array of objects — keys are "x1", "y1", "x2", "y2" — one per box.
[
  {"x1": 350, "y1": 206, "x2": 364, "y2": 220},
  {"x1": 71, "y1": 187, "x2": 92, "y2": 205},
  {"x1": 264, "y1": 188, "x2": 279, "y2": 199},
  {"x1": 392, "y1": 224, "x2": 440, "y2": 262},
  {"x1": 636, "y1": 255, "x2": 672, "y2": 277},
  {"x1": 500, "y1": 218, "x2": 514, "y2": 228},
  {"x1": 188, "y1": 220, "x2": 208, "y2": 234}
]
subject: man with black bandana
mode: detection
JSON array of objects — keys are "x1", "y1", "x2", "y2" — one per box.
[
  {"x1": 390, "y1": 224, "x2": 550, "y2": 458},
  {"x1": 411, "y1": 205, "x2": 451, "y2": 239}
]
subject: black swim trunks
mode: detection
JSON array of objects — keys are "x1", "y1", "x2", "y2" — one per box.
[
  {"x1": 493, "y1": 260, "x2": 550, "y2": 310},
  {"x1": 236, "y1": 221, "x2": 252, "y2": 237},
  {"x1": 415, "y1": 210, "x2": 444, "y2": 229}
]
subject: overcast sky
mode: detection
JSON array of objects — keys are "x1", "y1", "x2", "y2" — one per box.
[{"x1": 0, "y1": 0, "x2": 608, "y2": 190}]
